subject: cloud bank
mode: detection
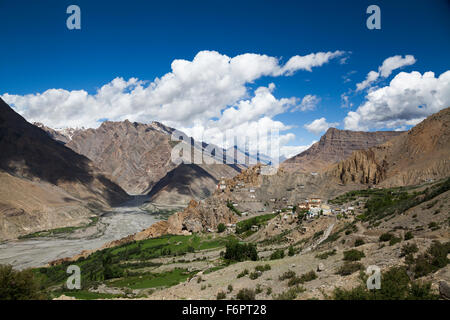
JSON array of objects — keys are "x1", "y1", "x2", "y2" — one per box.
[
  {"x1": 2, "y1": 50, "x2": 345, "y2": 158},
  {"x1": 345, "y1": 70, "x2": 450, "y2": 131}
]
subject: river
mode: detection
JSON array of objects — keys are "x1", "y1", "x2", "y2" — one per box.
[{"x1": 0, "y1": 199, "x2": 161, "y2": 270}]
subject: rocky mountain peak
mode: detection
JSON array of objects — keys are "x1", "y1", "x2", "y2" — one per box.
[{"x1": 283, "y1": 127, "x2": 403, "y2": 172}]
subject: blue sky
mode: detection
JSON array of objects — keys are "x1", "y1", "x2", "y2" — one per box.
[{"x1": 0, "y1": 0, "x2": 449, "y2": 157}]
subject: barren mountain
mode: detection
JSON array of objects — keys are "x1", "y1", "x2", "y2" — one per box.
[
  {"x1": 61, "y1": 120, "x2": 177, "y2": 195},
  {"x1": 145, "y1": 163, "x2": 243, "y2": 208},
  {"x1": 283, "y1": 128, "x2": 403, "y2": 172},
  {"x1": 0, "y1": 98, "x2": 129, "y2": 240},
  {"x1": 39, "y1": 120, "x2": 243, "y2": 206},
  {"x1": 329, "y1": 107, "x2": 450, "y2": 187}
]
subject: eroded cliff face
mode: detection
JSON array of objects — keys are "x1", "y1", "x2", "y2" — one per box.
[
  {"x1": 331, "y1": 147, "x2": 388, "y2": 185},
  {"x1": 327, "y1": 107, "x2": 450, "y2": 187},
  {"x1": 283, "y1": 128, "x2": 403, "y2": 172}
]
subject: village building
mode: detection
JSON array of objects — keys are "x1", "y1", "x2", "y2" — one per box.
[{"x1": 309, "y1": 198, "x2": 322, "y2": 207}]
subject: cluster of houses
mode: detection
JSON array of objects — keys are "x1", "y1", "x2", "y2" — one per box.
[{"x1": 296, "y1": 198, "x2": 356, "y2": 220}]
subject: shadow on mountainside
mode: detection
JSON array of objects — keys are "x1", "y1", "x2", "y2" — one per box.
[{"x1": 0, "y1": 98, "x2": 129, "y2": 206}]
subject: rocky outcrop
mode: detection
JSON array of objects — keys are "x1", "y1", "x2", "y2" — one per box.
[
  {"x1": 138, "y1": 198, "x2": 237, "y2": 240},
  {"x1": 327, "y1": 107, "x2": 450, "y2": 187},
  {"x1": 332, "y1": 148, "x2": 388, "y2": 185},
  {"x1": 283, "y1": 128, "x2": 403, "y2": 172}
]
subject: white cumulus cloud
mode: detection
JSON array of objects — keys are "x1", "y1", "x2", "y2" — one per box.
[
  {"x1": 304, "y1": 117, "x2": 339, "y2": 135},
  {"x1": 345, "y1": 70, "x2": 450, "y2": 131},
  {"x1": 356, "y1": 55, "x2": 416, "y2": 91},
  {"x1": 1, "y1": 50, "x2": 345, "y2": 159}
]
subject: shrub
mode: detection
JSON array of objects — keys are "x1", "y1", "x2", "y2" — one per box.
[
  {"x1": 354, "y1": 238, "x2": 365, "y2": 247},
  {"x1": 288, "y1": 271, "x2": 317, "y2": 286},
  {"x1": 237, "y1": 269, "x2": 249, "y2": 278},
  {"x1": 343, "y1": 249, "x2": 365, "y2": 261},
  {"x1": 266, "y1": 287, "x2": 272, "y2": 295},
  {"x1": 255, "y1": 284, "x2": 263, "y2": 294},
  {"x1": 0, "y1": 265, "x2": 45, "y2": 300},
  {"x1": 313, "y1": 230, "x2": 324, "y2": 239},
  {"x1": 404, "y1": 231, "x2": 414, "y2": 240},
  {"x1": 379, "y1": 233, "x2": 394, "y2": 242},
  {"x1": 400, "y1": 243, "x2": 418, "y2": 257},
  {"x1": 249, "y1": 272, "x2": 260, "y2": 280},
  {"x1": 288, "y1": 246, "x2": 295, "y2": 256},
  {"x1": 428, "y1": 222, "x2": 439, "y2": 230},
  {"x1": 389, "y1": 237, "x2": 402, "y2": 246},
  {"x1": 270, "y1": 249, "x2": 285, "y2": 260},
  {"x1": 336, "y1": 262, "x2": 364, "y2": 276},
  {"x1": 217, "y1": 223, "x2": 226, "y2": 233},
  {"x1": 273, "y1": 286, "x2": 305, "y2": 300},
  {"x1": 227, "y1": 284, "x2": 233, "y2": 293},
  {"x1": 236, "y1": 288, "x2": 255, "y2": 300},
  {"x1": 279, "y1": 270, "x2": 296, "y2": 280},
  {"x1": 316, "y1": 249, "x2": 336, "y2": 260},
  {"x1": 412, "y1": 241, "x2": 449, "y2": 278},
  {"x1": 216, "y1": 291, "x2": 226, "y2": 300},
  {"x1": 255, "y1": 264, "x2": 271, "y2": 272}
]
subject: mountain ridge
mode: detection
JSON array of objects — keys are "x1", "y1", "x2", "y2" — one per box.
[
  {"x1": 0, "y1": 98, "x2": 130, "y2": 239},
  {"x1": 282, "y1": 127, "x2": 403, "y2": 172}
]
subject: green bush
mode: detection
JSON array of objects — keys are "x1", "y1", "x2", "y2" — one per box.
[
  {"x1": 227, "y1": 284, "x2": 233, "y2": 293},
  {"x1": 287, "y1": 271, "x2": 317, "y2": 286},
  {"x1": 255, "y1": 264, "x2": 271, "y2": 272},
  {"x1": 270, "y1": 249, "x2": 285, "y2": 260},
  {"x1": 216, "y1": 291, "x2": 226, "y2": 300},
  {"x1": 288, "y1": 246, "x2": 295, "y2": 256},
  {"x1": 217, "y1": 223, "x2": 226, "y2": 233},
  {"x1": 255, "y1": 284, "x2": 263, "y2": 294},
  {"x1": 0, "y1": 265, "x2": 46, "y2": 300},
  {"x1": 279, "y1": 270, "x2": 296, "y2": 280},
  {"x1": 404, "y1": 231, "x2": 414, "y2": 240},
  {"x1": 400, "y1": 243, "x2": 418, "y2": 257},
  {"x1": 273, "y1": 286, "x2": 305, "y2": 300},
  {"x1": 379, "y1": 233, "x2": 394, "y2": 242},
  {"x1": 336, "y1": 262, "x2": 364, "y2": 276},
  {"x1": 316, "y1": 249, "x2": 336, "y2": 260},
  {"x1": 236, "y1": 288, "x2": 255, "y2": 300},
  {"x1": 249, "y1": 272, "x2": 260, "y2": 280},
  {"x1": 412, "y1": 241, "x2": 450, "y2": 278},
  {"x1": 237, "y1": 269, "x2": 249, "y2": 278},
  {"x1": 389, "y1": 237, "x2": 402, "y2": 246},
  {"x1": 343, "y1": 249, "x2": 365, "y2": 261},
  {"x1": 354, "y1": 238, "x2": 365, "y2": 247}
]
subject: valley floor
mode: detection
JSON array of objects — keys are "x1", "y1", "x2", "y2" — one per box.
[{"x1": 0, "y1": 206, "x2": 161, "y2": 269}]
